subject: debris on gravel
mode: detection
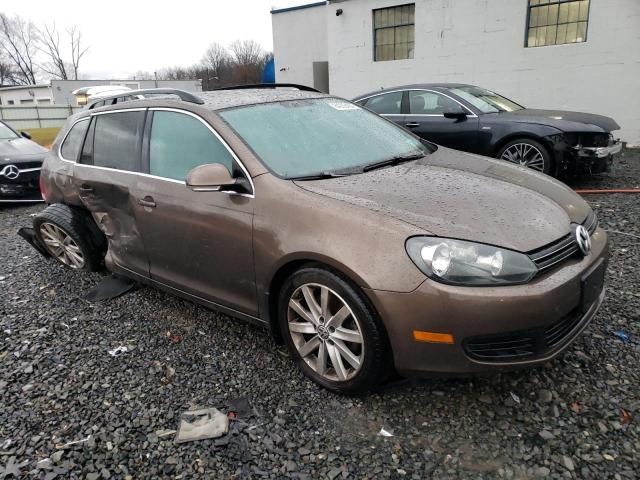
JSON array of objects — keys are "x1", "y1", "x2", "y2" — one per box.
[{"x1": 1, "y1": 151, "x2": 639, "y2": 478}]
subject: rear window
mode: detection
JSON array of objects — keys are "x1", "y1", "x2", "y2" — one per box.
[
  {"x1": 60, "y1": 119, "x2": 89, "y2": 161},
  {"x1": 92, "y1": 111, "x2": 145, "y2": 171}
]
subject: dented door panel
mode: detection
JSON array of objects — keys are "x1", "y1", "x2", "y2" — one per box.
[{"x1": 73, "y1": 165, "x2": 151, "y2": 276}]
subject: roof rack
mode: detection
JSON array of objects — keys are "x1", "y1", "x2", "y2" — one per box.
[
  {"x1": 213, "y1": 83, "x2": 321, "y2": 93},
  {"x1": 87, "y1": 88, "x2": 204, "y2": 109}
]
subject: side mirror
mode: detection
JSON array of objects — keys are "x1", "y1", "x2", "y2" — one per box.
[
  {"x1": 186, "y1": 163, "x2": 237, "y2": 192},
  {"x1": 20, "y1": 131, "x2": 32, "y2": 140},
  {"x1": 443, "y1": 112, "x2": 468, "y2": 122}
]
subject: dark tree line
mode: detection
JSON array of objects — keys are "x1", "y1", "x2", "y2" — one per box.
[{"x1": 135, "y1": 40, "x2": 273, "y2": 90}]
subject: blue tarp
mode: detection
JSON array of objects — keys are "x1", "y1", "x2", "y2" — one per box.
[{"x1": 262, "y1": 58, "x2": 275, "y2": 84}]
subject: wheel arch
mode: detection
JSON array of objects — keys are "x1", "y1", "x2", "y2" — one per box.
[
  {"x1": 264, "y1": 255, "x2": 380, "y2": 345},
  {"x1": 492, "y1": 132, "x2": 553, "y2": 158}
]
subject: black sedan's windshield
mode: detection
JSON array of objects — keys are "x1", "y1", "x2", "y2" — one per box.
[
  {"x1": 219, "y1": 98, "x2": 431, "y2": 179},
  {"x1": 449, "y1": 86, "x2": 524, "y2": 114},
  {"x1": 0, "y1": 122, "x2": 18, "y2": 140}
]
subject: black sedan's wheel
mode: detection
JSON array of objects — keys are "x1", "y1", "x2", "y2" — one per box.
[
  {"x1": 498, "y1": 138, "x2": 552, "y2": 174},
  {"x1": 34, "y1": 204, "x2": 106, "y2": 272},
  {"x1": 279, "y1": 267, "x2": 391, "y2": 394}
]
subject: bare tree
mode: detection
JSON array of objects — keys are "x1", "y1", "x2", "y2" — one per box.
[
  {"x1": 69, "y1": 26, "x2": 88, "y2": 80},
  {"x1": 37, "y1": 24, "x2": 69, "y2": 79},
  {"x1": 36, "y1": 23, "x2": 88, "y2": 81},
  {"x1": 202, "y1": 43, "x2": 230, "y2": 75},
  {"x1": 0, "y1": 13, "x2": 39, "y2": 84},
  {"x1": 228, "y1": 39, "x2": 264, "y2": 67},
  {"x1": 0, "y1": 53, "x2": 17, "y2": 85}
]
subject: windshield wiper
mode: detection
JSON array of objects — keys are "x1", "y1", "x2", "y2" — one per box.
[
  {"x1": 362, "y1": 151, "x2": 426, "y2": 172},
  {"x1": 289, "y1": 171, "x2": 353, "y2": 181}
]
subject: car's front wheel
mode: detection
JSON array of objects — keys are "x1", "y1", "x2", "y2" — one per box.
[
  {"x1": 278, "y1": 267, "x2": 391, "y2": 394},
  {"x1": 497, "y1": 138, "x2": 553, "y2": 175}
]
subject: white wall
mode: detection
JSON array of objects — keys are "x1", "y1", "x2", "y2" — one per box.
[
  {"x1": 0, "y1": 86, "x2": 52, "y2": 106},
  {"x1": 274, "y1": 0, "x2": 640, "y2": 145},
  {"x1": 273, "y1": 4, "x2": 328, "y2": 87}
]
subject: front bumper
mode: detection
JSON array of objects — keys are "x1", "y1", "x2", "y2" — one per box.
[
  {"x1": 365, "y1": 228, "x2": 608, "y2": 376},
  {"x1": 555, "y1": 138, "x2": 622, "y2": 175}
]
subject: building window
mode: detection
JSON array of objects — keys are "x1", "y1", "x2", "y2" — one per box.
[
  {"x1": 373, "y1": 4, "x2": 415, "y2": 61},
  {"x1": 526, "y1": 0, "x2": 590, "y2": 47},
  {"x1": 20, "y1": 99, "x2": 34, "y2": 105}
]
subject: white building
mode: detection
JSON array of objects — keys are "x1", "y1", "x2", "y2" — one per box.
[
  {"x1": 0, "y1": 79, "x2": 202, "y2": 107},
  {"x1": 272, "y1": 0, "x2": 640, "y2": 145}
]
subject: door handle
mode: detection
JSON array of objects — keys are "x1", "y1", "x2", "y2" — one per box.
[
  {"x1": 79, "y1": 184, "x2": 94, "y2": 193},
  {"x1": 405, "y1": 122, "x2": 420, "y2": 128},
  {"x1": 138, "y1": 197, "x2": 156, "y2": 208}
]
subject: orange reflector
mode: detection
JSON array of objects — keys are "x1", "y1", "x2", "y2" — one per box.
[{"x1": 413, "y1": 330, "x2": 454, "y2": 344}]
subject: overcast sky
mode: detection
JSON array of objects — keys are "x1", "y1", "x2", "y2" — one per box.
[{"x1": 2, "y1": 0, "x2": 308, "y2": 79}]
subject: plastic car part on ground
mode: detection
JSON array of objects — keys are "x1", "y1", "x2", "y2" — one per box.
[
  {"x1": 175, "y1": 408, "x2": 229, "y2": 444},
  {"x1": 84, "y1": 275, "x2": 137, "y2": 302},
  {"x1": 17, "y1": 227, "x2": 50, "y2": 258},
  {"x1": 173, "y1": 397, "x2": 255, "y2": 444}
]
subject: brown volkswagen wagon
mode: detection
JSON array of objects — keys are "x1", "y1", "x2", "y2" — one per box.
[{"x1": 31, "y1": 86, "x2": 608, "y2": 394}]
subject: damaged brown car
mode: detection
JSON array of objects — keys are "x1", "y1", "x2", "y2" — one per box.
[{"x1": 29, "y1": 86, "x2": 608, "y2": 394}]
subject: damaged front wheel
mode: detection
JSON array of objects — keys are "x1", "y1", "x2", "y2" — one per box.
[{"x1": 34, "y1": 204, "x2": 106, "y2": 272}]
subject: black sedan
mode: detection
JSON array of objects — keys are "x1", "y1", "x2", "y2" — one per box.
[
  {"x1": 0, "y1": 120, "x2": 47, "y2": 202},
  {"x1": 353, "y1": 84, "x2": 622, "y2": 177}
]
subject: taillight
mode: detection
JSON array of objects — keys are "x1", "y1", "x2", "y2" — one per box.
[{"x1": 39, "y1": 173, "x2": 48, "y2": 202}]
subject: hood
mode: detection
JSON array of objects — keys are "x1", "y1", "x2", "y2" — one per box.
[
  {"x1": 0, "y1": 137, "x2": 48, "y2": 162},
  {"x1": 495, "y1": 109, "x2": 619, "y2": 133},
  {"x1": 295, "y1": 148, "x2": 591, "y2": 252}
]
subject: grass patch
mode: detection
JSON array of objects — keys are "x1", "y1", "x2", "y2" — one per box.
[{"x1": 27, "y1": 127, "x2": 60, "y2": 148}]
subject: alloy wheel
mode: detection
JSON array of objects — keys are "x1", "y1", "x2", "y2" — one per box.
[
  {"x1": 39, "y1": 222, "x2": 86, "y2": 269},
  {"x1": 287, "y1": 283, "x2": 365, "y2": 381},
  {"x1": 501, "y1": 143, "x2": 545, "y2": 171}
]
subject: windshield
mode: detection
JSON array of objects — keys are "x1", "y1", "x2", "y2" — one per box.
[
  {"x1": 0, "y1": 122, "x2": 18, "y2": 140},
  {"x1": 449, "y1": 86, "x2": 524, "y2": 114},
  {"x1": 219, "y1": 98, "x2": 430, "y2": 178}
]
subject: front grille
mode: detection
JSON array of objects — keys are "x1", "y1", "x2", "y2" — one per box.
[
  {"x1": 528, "y1": 212, "x2": 598, "y2": 274},
  {"x1": 464, "y1": 308, "x2": 584, "y2": 362},
  {"x1": 17, "y1": 161, "x2": 43, "y2": 169}
]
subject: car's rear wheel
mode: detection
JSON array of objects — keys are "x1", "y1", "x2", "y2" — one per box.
[
  {"x1": 34, "y1": 204, "x2": 106, "y2": 272},
  {"x1": 498, "y1": 138, "x2": 553, "y2": 174},
  {"x1": 278, "y1": 267, "x2": 391, "y2": 394}
]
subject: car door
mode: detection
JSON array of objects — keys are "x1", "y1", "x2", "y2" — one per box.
[
  {"x1": 133, "y1": 108, "x2": 257, "y2": 316},
  {"x1": 72, "y1": 109, "x2": 151, "y2": 277},
  {"x1": 356, "y1": 91, "x2": 405, "y2": 127},
  {"x1": 403, "y1": 90, "x2": 480, "y2": 152}
]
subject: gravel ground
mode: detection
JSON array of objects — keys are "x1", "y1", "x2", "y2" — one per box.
[{"x1": 1, "y1": 152, "x2": 639, "y2": 479}]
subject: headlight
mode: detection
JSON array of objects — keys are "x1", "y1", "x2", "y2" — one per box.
[{"x1": 406, "y1": 237, "x2": 537, "y2": 286}]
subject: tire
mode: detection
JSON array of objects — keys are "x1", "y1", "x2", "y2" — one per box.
[
  {"x1": 497, "y1": 138, "x2": 553, "y2": 175},
  {"x1": 278, "y1": 266, "x2": 391, "y2": 394},
  {"x1": 34, "y1": 203, "x2": 106, "y2": 272}
]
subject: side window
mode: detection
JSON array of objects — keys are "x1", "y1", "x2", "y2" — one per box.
[
  {"x1": 93, "y1": 111, "x2": 145, "y2": 171},
  {"x1": 60, "y1": 119, "x2": 89, "y2": 161},
  {"x1": 409, "y1": 91, "x2": 466, "y2": 115},
  {"x1": 149, "y1": 111, "x2": 235, "y2": 181},
  {"x1": 364, "y1": 91, "x2": 403, "y2": 115}
]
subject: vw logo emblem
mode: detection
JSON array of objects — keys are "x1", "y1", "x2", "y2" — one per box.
[
  {"x1": 575, "y1": 225, "x2": 591, "y2": 256},
  {"x1": 1, "y1": 164, "x2": 20, "y2": 180}
]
